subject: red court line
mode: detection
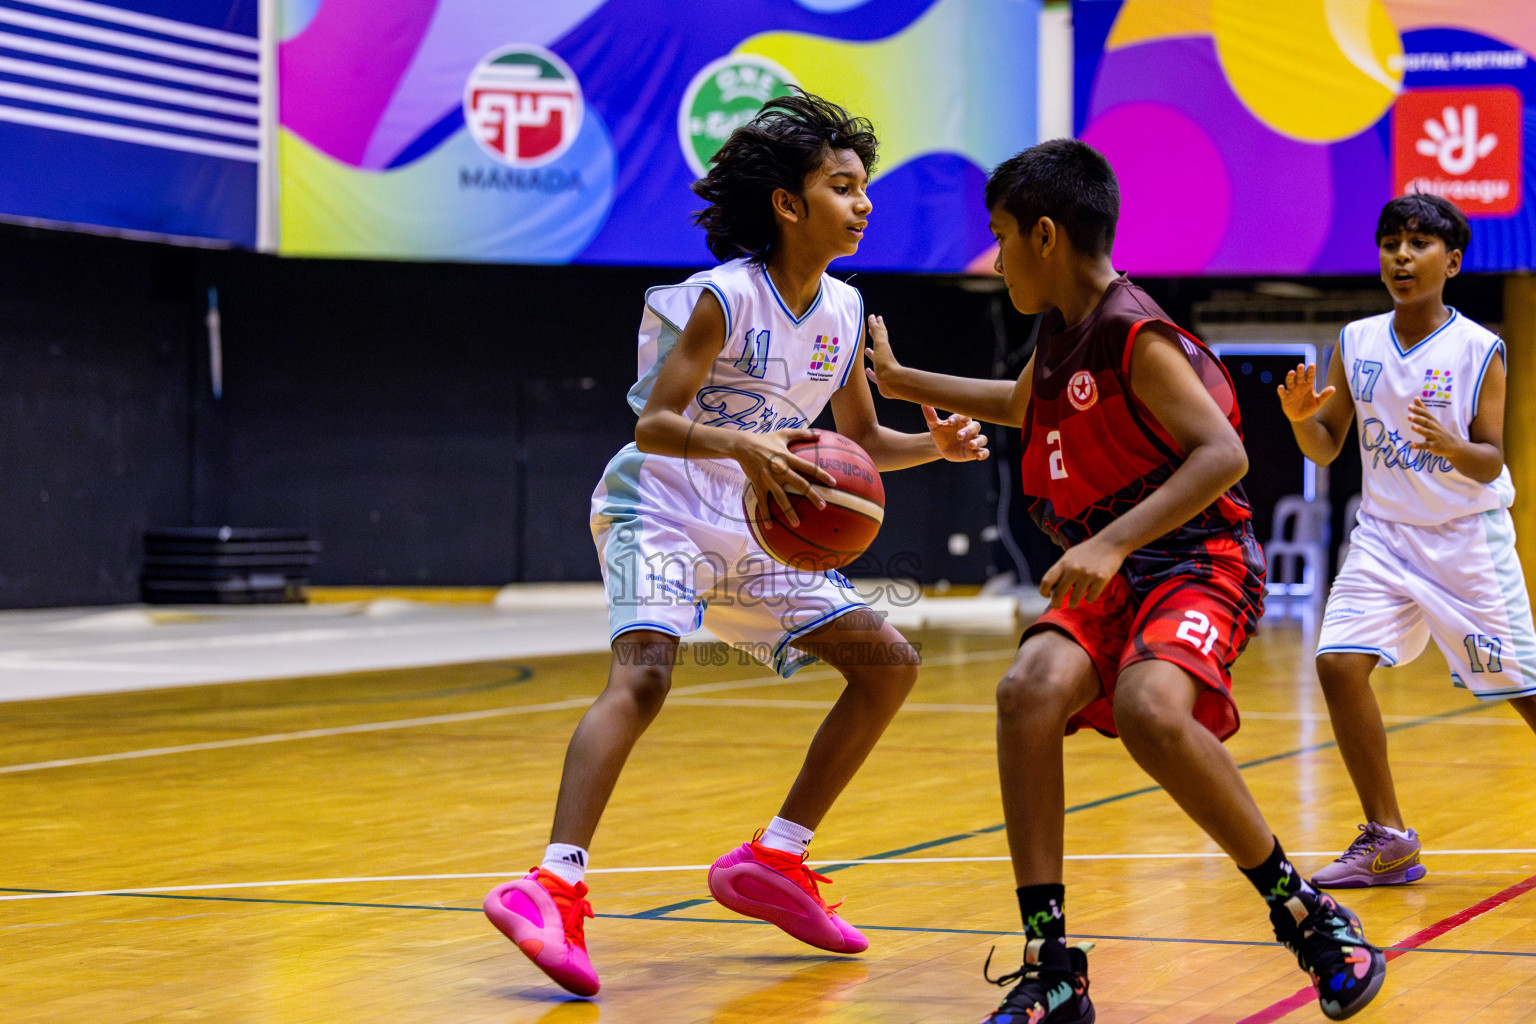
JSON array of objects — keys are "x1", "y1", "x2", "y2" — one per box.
[{"x1": 1235, "y1": 871, "x2": 1536, "y2": 1024}]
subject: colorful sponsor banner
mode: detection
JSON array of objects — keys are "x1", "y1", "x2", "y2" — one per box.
[
  {"x1": 276, "y1": 0, "x2": 1039, "y2": 270},
  {"x1": 1073, "y1": 0, "x2": 1536, "y2": 274},
  {"x1": 0, "y1": 0, "x2": 259, "y2": 246}
]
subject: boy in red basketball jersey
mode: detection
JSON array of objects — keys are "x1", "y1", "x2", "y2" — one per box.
[
  {"x1": 865, "y1": 139, "x2": 1387, "y2": 1022},
  {"x1": 481, "y1": 91, "x2": 989, "y2": 998}
]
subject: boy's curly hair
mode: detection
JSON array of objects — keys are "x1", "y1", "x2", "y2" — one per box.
[
  {"x1": 691, "y1": 88, "x2": 878, "y2": 264},
  {"x1": 1376, "y1": 193, "x2": 1471, "y2": 254}
]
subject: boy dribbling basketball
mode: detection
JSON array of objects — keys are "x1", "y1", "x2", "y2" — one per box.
[{"x1": 482, "y1": 90, "x2": 988, "y2": 996}]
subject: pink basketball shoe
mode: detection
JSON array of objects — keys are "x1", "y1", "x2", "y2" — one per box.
[
  {"x1": 708, "y1": 838, "x2": 869, "y2": 953},
  {"x1": 483, "y1": 869, "x2": 599, "y2": 996}
]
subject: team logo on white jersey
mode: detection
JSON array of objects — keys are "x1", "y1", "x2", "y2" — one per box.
[
  {"x1": 1421, "y1": 369, "x2": 1453, "y2": 405},
  {"x1": 807, "y1": 334, "x2": 840, "y2": 381},
  {"x1": 1067, "y1": 370, "x2": 1098, "y2": 411},
  {"x1": 464, "y1": 45, "x2": 583, "y2": 167}
]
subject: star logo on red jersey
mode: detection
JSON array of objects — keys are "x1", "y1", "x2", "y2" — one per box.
[{"x1": 1067, "y1": 370, "x2": 1098, "y2": 411}]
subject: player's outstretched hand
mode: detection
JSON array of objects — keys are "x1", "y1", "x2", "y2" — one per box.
[
  {"x1": 1406, "y1": 396, "x2": 1458, "y2": 455},
  {"x1": 1039, "y1": 536, "x2": 1124, "y2": 609},
  {"x1": 924, "y1": 405, "x2": 990, "y2": 462},
  {"x1": 734, "y1": 429, "x2": 834, "y2": 528},
  {"x1": 1277, "y1": 363, "x2": 1336, "y2": 422},
  {"x1": 864, "y1": 314, "x2": 906, "y2": 399}
]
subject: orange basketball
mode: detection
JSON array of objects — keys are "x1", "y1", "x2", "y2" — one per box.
[{"x1": 742, "y1": 431, "x2": 884, "y2": 571}]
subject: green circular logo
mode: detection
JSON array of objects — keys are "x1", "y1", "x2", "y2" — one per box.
[{"x1": 678, "y1": 53, "x2": 796, "y2": 178}]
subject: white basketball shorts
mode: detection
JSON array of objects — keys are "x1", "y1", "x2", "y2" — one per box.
[
  {"x1": 590, "y1": 444, "x2": 868, "y2": 677},
  {"x1": 1318, "y1": 508, "x2": 1536, "y2": 699}
]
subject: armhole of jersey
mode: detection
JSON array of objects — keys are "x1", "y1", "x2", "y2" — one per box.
[
  {"x1": 1120, "y1": 318, "x2": 1150, "y2": 377},
  {"x1": 1473, "y1": 337, "x2": 1505, "y2": 420},
  {"x1": 1335, "y1": 325, "x2": 1347, "y2": 371},
  {"x1": 1120, "y1": 316, "x2": 1226, "y2": 463},
  {"x1": 1121, "y1": 316, "x2": 1186, "y2": 376},
  {"x1": 837, "y1": 289, "x2": 865, "y2": 389},
  {"x1": 700, "y1": 281, "x2": 732, "y2": 349},
  {"x1": 641, "y1": 284, "x2": 685, "y2": 336},
  {"x1": 644, "y1": 280, "x2": 734, "y2": 348}
]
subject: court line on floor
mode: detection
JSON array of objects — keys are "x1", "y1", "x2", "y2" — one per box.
[
  {"x1": 1236, "y1": 869, "x2": 1536, "y2": 1023},
  {"x1": 3, "y1": 886, "x2": 1532, "y2": 963},
  {"x1": 7, "y1": 848, "x2": 1536, "y2": 904},
  {"x1": 3, "y1": 672, "x2": 1493, "y2": 913},
  {"x1": 5, "y1": 653, "x2": 1514, "y2": 934},
  {"x1": 635, "y1": 702, "x2": 1493, "y2": 917},
  {"x1": 0, "y1": 648, "x2": 1022, "y2": 775}
]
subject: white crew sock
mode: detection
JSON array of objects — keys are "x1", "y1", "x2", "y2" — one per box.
[
  {"x1": 540, "y1": 843, "x2": 589, "y2": 886},
  {"x1": 758, "y1": 816, "x2": 815, "y2": 857},
  {"x1": 1379, "y1": 824, "x2": 1413, "y2": 840}
]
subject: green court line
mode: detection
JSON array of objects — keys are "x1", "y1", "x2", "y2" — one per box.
[
  {"x1": 0, "y1": 699, "x2": 1503, "y2": 931},
  {"x1": 1, "y1": 886, "x2": 1530, "y2": 959},
  {"x1": 636, "y1": 700, "x2": 1494, "y2": 917}
]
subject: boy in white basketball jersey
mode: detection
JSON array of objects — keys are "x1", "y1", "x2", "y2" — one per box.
[
  {"x1": 482, "y1": 91, "x2": 989, "y2": 996},
  {"x1": 1279, "y1": 193, "x2": 1536, "y2": 888}
]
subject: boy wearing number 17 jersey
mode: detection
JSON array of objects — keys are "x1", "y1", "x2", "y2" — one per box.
[
  {"x1": 1279, "y1": 193, "x2": 1536, "y2": 890},
  {"x1": 864, "y1": 139, "x2": 1385, "y2": 1022}
]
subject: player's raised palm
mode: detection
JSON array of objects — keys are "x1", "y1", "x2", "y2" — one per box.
[
  {"x1": 1277, "y1": 363, "x2": 1336, "y2": 422},
  {"x1": 863, "y1": 313, "x2": 904, "y2": 398},
  {"x1": 924, "y1": 405, "x2": 990, "y2": 462}
]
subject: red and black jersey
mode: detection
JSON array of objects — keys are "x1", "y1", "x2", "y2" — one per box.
[{"x1": 1021, "y1": 275, "x2": 1264, "y2": 600}]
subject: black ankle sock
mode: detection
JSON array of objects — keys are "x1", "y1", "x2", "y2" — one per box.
[
  {"x1": 1016, "y1": 883, "x2": 1066, "y2": 943},
  {"x1": 1240, "y1": 837, "x2": 1312, "y2": 906}
]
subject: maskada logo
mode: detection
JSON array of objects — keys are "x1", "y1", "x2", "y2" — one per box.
[{"x1": 463, "y1": 45, "x2": 583, "y2": 168}]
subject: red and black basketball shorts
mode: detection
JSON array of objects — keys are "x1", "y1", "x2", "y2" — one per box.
[{"x1": 1023, "y1": 546, "x2": 1261, "y2": 742}]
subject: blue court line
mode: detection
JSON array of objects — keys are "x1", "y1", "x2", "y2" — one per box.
[
  {"x1": 634, "y1": 701, "x2": 1492, "y2": 917},
  {"x1": 3, "y1": 887, "x2": 1529, "y2": 960}
]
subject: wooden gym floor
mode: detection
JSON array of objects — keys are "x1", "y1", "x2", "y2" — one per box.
[{"x1": 2, "y1": 607, "x2": 1534, "y2": 1023}]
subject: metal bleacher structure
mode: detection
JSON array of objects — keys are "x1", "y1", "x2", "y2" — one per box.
[{"x1": 1193, "y1": 286, "x2": 1392, "y2": 617}]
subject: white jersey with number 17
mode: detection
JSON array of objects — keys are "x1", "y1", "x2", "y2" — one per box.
[{"x1": 1340, "y1": 308, "x2": 1513, "y2": 527}]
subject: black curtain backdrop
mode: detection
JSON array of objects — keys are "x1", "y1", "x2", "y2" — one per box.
[{"x1": 0, "y1": 223, "x2": 1503, "y2": 608}]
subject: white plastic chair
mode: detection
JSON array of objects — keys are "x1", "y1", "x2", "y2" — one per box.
[{"x1": 1265, "y1": 494, "x2": 1330, "y2": 609}]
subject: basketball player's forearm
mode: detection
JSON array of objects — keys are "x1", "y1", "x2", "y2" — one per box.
[
  {"x1": 885, "y1": 367, "x2": 1022, "y2": 426},
  {"x1": 1445, "y1": 441, "x2": 1505, "y2": 483},
  {"x1": 1288, "y1": 419, "x2": 1342, "y2": 465},
  {"x1": 635, "y1": 412, "x2": 743, "y2": 461},
  {"x1": 1094, "y1": 443, "x2": 1248, "y2": 556},
  {"x1": 861, "y1": 428, "x2": 943, "y2": 472}
]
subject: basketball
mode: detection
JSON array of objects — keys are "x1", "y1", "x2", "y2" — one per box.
[{"x1": 742, "y1": 431, "x2": 885, "y2": 571}]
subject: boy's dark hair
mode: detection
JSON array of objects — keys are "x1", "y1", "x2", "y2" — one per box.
[
  {"x1": 984, "y1": 139, "x2": 1119, "y2": 258},
  {"x1": 691, "y1": 88, "x2": 878, "y2": 264},
  {"x1": 1375, "y1": 193, "x2": 1471, "y2": 254}
]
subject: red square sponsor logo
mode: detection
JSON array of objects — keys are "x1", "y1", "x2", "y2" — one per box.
[{"x1": 1392, "y1": 86, "x2": 1522, "y2": 216}]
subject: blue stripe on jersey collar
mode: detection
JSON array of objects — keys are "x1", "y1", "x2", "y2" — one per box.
[
  {"x1": 1388, "y1": 307, "x2": 1458, "y2": 357},
  {"x1": 763, "y1": 267, "x2": 824, "y2": 326}
]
